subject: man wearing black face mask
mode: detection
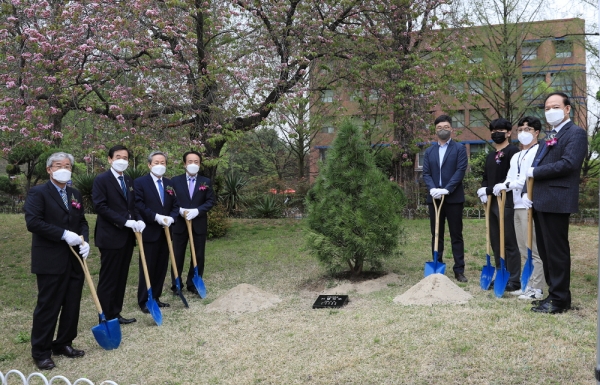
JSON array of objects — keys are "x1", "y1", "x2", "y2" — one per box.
[
  {"x1": 422, "y1": 115, "x2": 469, "y2": 282},
  {"x1": 478, "y1": 118, "x2": 521, "y2": 292}
]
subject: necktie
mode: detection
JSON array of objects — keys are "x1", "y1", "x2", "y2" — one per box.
[
  {"x1": 188, "y1": 177, "x2": 195, "y2": 199},
  {"x1": 118, "y1": 175, "x2": 127, "y2": 198},
  {"x1": 60, "y1": 189, "x2": 69, "y2": 209},
  {"x1": 157, "y1": 178, "x2": 165, "y2": 205},
  {"x1": 532, "y1": 129, "x2": 557, "y2": 167}
]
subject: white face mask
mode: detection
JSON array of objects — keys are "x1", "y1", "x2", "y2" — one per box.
[
  {"x1": 151, "y1": 165, "x2": 166, "y2": 177},
  {"x1": 545, "y1": 108, "x2": 565, "y2": 127},
  {"x1": 111, "y1": 159, "x2": 129, "y2": 172},
  {"x1": 186, "y1": 164, "x2": 200, "y2": 175},
  {"x1": 518, "y1": 132, "x2": 534, "y2": 146},
  {"x1": 52, "y1": 169, "x2": 71, "y2": 184}
]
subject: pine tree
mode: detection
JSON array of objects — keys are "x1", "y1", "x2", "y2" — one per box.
[{"x1": 305, "y1": 120, "x2": 406, "y2": 276}]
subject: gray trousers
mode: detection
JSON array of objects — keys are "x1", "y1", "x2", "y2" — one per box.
[{"x1": 514, "y1": 208, "x2": 544, "y2": 290}]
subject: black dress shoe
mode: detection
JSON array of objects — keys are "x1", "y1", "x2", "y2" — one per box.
[
  {"x1": 52, "y1": 345, "x2": 85, "y2": 358},
  {"x1": 504, "y1": 282, "x2": 521, "y2": 292},
  {"x1": 455, "y1": 273, "x2": 468, "y2": 283},
  {"x1": 140, "y1": 306, "x2": 150, "y2": 314},
  {"x1": 155, "y1": 300, "x2": 170, "y2": 308},
  {"x1": 531, "y1": 300, "x2": 570, "y2": 314},
  {"x1": 532, "y1": 297, "x2": 550, "y2": 306},
  {"x1": 171, "y1": 285, "x2": 178, "y2": 294},
  {"x1": 34, "y1": 357, "x2": 55, "y2": 370},
  {"x1": 117, "y1": 315, "x2": 137, "y2": 324},
  {"x1": 187, "y1": 286, "x2": 198, "y2": 295}
]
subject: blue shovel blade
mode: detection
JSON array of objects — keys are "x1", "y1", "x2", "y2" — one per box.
[
  {"x1": 175, "y1": 277, "x2": 189, "y2": 308},
  {"x1": 480, "y1": 254, "x2": 495, "y2": 290},
  {"x1": 146, "y1": 288, "x2": 163, "y2": 326},
  {"x1": 91, "y1": 313, "x2": 121, "y2": 350},
  {"x1": 193, "y1": 266, "x2": 207, "y2": 298},
  {"x1": 494, "y1": 259, "x2": 509, "y2": 298},
  {"x1": 424, "y1": 251, "x2": 446, "y2": 277},
  {"x1": 520, "y1": 249, "x2": 534, "y2": 290}
]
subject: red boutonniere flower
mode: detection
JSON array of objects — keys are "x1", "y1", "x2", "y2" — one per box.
[
  {"x1": 199, "y1": 182, "x2": 208, "y2": 191},
  {"x1": 165, "y1": 186, "x2": 175, "y2": 196},
  {"x1": 546, "y1": 137, "x2": 558, "y2": 147},
  {"x1": 495, "y1": 150, "x2": 504, "y2": 164},
  {"x1": 70, "y1": 194, "x2": 81, "y2": 210}
]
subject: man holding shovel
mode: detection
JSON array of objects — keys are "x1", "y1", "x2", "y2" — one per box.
[
  {"x1": 422, "y1": 115, "x2": 469, "y2": 282},
  {"x1": 25, "y1": 152, "x2": 89, "y2": 370},
  {"x1": 171, "y1": 150, "x2": 215, "y2": 294}
]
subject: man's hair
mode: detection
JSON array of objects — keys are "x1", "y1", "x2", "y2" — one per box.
[
  {"x1": 46, "y1": 152, "x2": 75, "y2": 167},
  {"x1": 147, "y1": 150, "x2": 167, "y2": 163},
  {"x1": 517, "y1": 116, "x2": 542, "y2": 132},
  {"x1": 108, "y1": 145, "x2": 131, "y2": 159},
  {"x1": 434, "y1": 115, "x2": 452, "y2": 126},
  {"x1": 183, "y1": 150, "x2": 203, "y2": 163},
  {"x1": 544, "y1": 92, "x2": 571, "y2": 107},
  {"x1": 489, "y1": 118, "x2": 512, "y2": 131}
]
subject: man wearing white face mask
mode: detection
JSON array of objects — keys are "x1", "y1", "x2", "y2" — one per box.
[
  {"x1": 493, "y1": 116, "x2": 543, "y2": 299},
  {"x1": 93, "y1": 145, "x2": 145, "y2": 325},
  {"x1": 171, "y1": 150, "x2": 215, "y2": 294},
  {"x1": 523, "y1": 92, "x2": 587, "y2": 314},
  {"x1": 25, "y1": 152, "x2": 89, "y2": 370},
  {"x1": 133, "y1": 151, "x2": 180, "y2": 312}
]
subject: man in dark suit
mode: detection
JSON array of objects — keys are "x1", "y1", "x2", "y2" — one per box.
[
  {"x1": 25, "y1": 152, "x2": 89, "y2": 370},
  {"x1": 134, "y1": 151, "x2": 179, "y2": 312},
  {"x1": 93, "y1": 145, "x2": 145, "y2": 325},
  {"x1": 171, "y1": 151, "x2": 215, "y2": 294},
  {"x1": 422, "y1": 115, "x2": 469, "y2": 282},
  {"x1": 524, "y1": 92, "x2": 587, "y2": 314}
]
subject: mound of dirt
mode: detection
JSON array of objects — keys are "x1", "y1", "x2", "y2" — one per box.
[
  {"x1": 393, "y1": 273, "x2": 472, "y2": 306},
  {"x1": 321, "y1": 273, "x2": 400, "y2": 295},
  {"x1": 205, "y1": 283, "x2": 282, "y2": 314}
]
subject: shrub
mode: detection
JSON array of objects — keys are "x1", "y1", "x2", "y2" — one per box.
[
  {"x1": 252, "y1": 194, "x2": 282, "y2": 218},
  {"x1": 71, "y1": 173, "x2": 96, "y2": 212},
  {"x1": 0, "y1": 176, "x2": 19, "y2": 195},
  {"x1": 207, "y1": 202, "x2": 231, "y2": 239},
  {"x1": 305, "y1": 120, "x2": 406, "y2": 276},
  {"x1": 220, "y1": 172, "x2": 248, "y2": 216}
]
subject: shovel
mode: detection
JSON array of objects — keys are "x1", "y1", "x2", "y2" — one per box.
[
  {"x1": 480, "y1": 195, "x2": 495, "y2": 290},
  {"x1": 163, "y1": 219, "x2": 188, "y2": 308},
  {"x1": 494, "y1": 190, "x2": 510, "y2": 298},
  {"x1": 184, "y1": 212, "x2": 207, "y2": 298},
  {"x1": 69, "y1": 239, "x2": 121, "y2": 350},
  {"x1": 521, "y1": 178, "x2": 535, "y2": 290},
  {"x1": 424, "y1": 195, "x2": 446, "y2": 277},
  {"x1": 134, "y1": 231, "x2": 163, "y2": 326}
]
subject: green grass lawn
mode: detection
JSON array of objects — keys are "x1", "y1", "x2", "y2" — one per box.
[{"x1": 0, "y1": 214, "x2": 598, "y2": 384}]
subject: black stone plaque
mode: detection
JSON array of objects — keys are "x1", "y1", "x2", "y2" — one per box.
[{"x1": 312, "y1": 295, "x2": 349, "y2": 309}]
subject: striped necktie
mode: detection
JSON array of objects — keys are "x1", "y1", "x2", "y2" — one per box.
[{"x1": 60, "y1": 189, "x2": 69, "y2": 209}]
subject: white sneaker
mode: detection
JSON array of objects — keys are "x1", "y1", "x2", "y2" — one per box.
[
  {"x1": 518, "y1": 288, "x2": 543, "y2": 300},
  {"x1": 509, "y1": 286, "x2": 527, "y2": 296}
]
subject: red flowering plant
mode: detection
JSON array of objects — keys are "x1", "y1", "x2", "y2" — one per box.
[
  {"x1": 495, "y1": 150, "x2": 504, "y2": 164},
  {"x1": 199, "y1": 182, "x2": 208, "y2": 191},
  {"x1": 165, "y1": 186, "x2": 175, "y2": 196},
  {"x1": 70, "y1": 194, "x2": 81, "y2": 210},
  {"x1": 546, "y1": 137, "x2": 558, "y2": 146}
]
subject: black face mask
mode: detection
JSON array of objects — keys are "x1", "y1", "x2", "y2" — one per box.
[{"x1": 491, "y1": 132, "x2": 507, "y2": 144}]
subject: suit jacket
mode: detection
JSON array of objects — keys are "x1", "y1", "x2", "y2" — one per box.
[
  {"x1": 422, "y1": 140, "x2": 468, "y2": 204},
  {"x1": 134, "y1": 174, "x2": 180, "y2": 242},
  {"x1": 92, "y1": 170, "x2": 140, "y2": 249},
  {"x1": 532, "y1": 121, "x2": 587, "y2": 213},
  {"x1": 171, "y1": 173, "x2": 215, "y2": 235},
  {"x1": 25, "y1": 181, "x2": 89, "y2": 275}
]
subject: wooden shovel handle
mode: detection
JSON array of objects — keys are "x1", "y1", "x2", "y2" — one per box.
[
  {"x1": 163, "y1": 219, "x2": 180, "y2": 280},
  {"x1": 497, "y1": 190, "x2": 506, "y2": 260},
  {"x1": 485, "y1": 195, "x2": 492, "y2": 256},
  {"x1": 134, "y1": 231, "x2": 152, "y2": 290},
  {"x1": 69, "y1": 237, "x2": 103, "y2": 315},
  {"x1": 526, "y1": 177, "x2": 534, "y2": 249},
  {"x1": 432, "y1": 195, "x2": 444, "y2": 253},
  {"x1": 184, "y1": 211, "x2": 198, "y2": 268}
]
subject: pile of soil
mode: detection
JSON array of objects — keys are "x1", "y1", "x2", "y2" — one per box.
[
  {"x1": 321, "y1": 273, "x2": 400, "y2": 295},
  {"x1": 205, "y1": 283, "x2": 282, "y2": 314},
  {"x1": 393, "y1": 273, "x2": 472, "y2": 306}
]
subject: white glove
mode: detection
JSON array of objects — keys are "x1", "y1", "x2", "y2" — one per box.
[
  {"x1": 156, "y1": 214, "x2": 174, "y2": 227},
  {"x1": 507, "y1": 180, "x2": 524, "y2": 191},
  {"x1": 63, "y1": 230, "x2": 82, "y2": 246},
  {"x1": 186, "y1": 208, "x2": 199, "y2": 220},
  {"x1": 124, "y1": 220, "x2": 136, "y2": 229},
  {"x1": 430, "y1": 188, "x2": 440, "y2": 199},
  {"x1": 477, "y1": 187, "x2": 487, "y2": 198},
  {"x1": 522, "y1": 193, "x2": 533, "y2": 209},
  {"x1": 492, "y1": 183, "x2": 507, "y2": 196},
  {"x1": 438, "y1": 189, "x2": 449, "y2": 196},
  {"x1": 479, "y1": 194, "x2": 488, "y2": 204},
  {"x1": 79, "y1": 242, "x2": 90, "y2": 259},
  {"x1": 135, "y1": 220, "x2": 146, "y2": 233},
  {"x1": 179, "y1": 207, "x2": 187, "y2": 217},
  {"x1": 526, "y1": 167, "x2": 534, "y2": 178}
]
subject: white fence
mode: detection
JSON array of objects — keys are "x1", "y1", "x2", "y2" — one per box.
[{"x1": 0, "y1": 370, "x2": 118, "y2": 385}]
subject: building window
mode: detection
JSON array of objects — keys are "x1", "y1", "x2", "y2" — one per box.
[
  {"x1": 350, "y1": 90, "x2": 361, "y2": 101},
  {"x1": 469, "y1": 48, "x2": 483, "y2": 64},
  {"x1": 319, "y1": 148, "x2": 328, "y2": 162},
  {"x1": 521, "y1": 45, "x2": 538, "y2": 60},
  {"x1": 416, "y1": 148, "x2": 427, "y2": 170},
  {"x1": 321, "y1": 125, "x2": 335, "y2": 134},
  {"x1": 555, "y1": 40, "x2": 572, "y2": 58},
  {"x1": 451, "y1": 111, "x2": 465, "y2": 128},
  {"x1": 468, "y1": 80, "x2": 483, "y2": 95},
  {"x1": 368, "y1": 89, "x2": 380, "y2": 101},
  {"x1": 469, "y1": 109, "x2": 487, "y2": 127},
  {"x1": 320, "y1": 90, "x2": 334, "y2": 103},
  {"x1": 469, "y1": 143, "x2": 488, "y2": 158},
  {"x1": 522, "y1": 106, "x2": 545, "y2": 121},
  {"x1": 522, "y1": 74, "x2": 547, "y2": 100},
  {"x1": 550, "y1": 73, "x2": 573, "y2": 96},
  {"x1": 449, "y1": 82, "x2": 464, "y2": 93}
]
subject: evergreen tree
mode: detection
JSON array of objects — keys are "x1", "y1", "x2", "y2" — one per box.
[{"x1": 306, "y1": 121, "x2": 406, "y2": 276}]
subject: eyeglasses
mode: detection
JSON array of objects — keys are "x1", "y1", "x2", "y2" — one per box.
[{"x1": 517, "y1": 127, "x2": 534, "y2": 133}]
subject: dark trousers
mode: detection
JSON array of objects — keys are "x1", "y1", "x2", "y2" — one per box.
[
  {"x1": 31, "y1": 259, "x2": 84, "y2": 360},
  {"x1": 172, "y1": 230, "x2": 206, "y2": 289},
  {"x1": 489, "y1": 196, "x2": 521, "y2": 286},
  {"x1": 138, "y1": 232, "x2": 169, "y2": 307},
  {"x1": 97, "y1": 236, "x2": 134, "y2": 320},
  {"x1": 428, "y1": 201, "x2": 465, "y2": 274},
  {"x1": 533, "y1": 210, "x2": 571, "y2": 307}
]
